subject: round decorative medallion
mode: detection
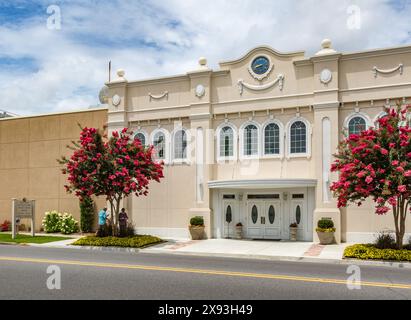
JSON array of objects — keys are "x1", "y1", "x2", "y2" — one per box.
[
  {"x1": 195, "y1": 84, "x2": 205, "y2": 98},
  {"x1": 320, "y1": 69, "x2": 332, "y2": 84},
  {"x1": 112, "y1": 94, "x2": 121, "y2": 106}
]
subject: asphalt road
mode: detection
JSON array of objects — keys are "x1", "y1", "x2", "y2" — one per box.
[{"x1": 0, "y1": 245, "x2": 410, "y2": 300}]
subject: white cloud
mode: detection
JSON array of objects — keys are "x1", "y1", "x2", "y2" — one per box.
[{"x1": 0, "y1": 0, "x2": 410, "y2": 115}]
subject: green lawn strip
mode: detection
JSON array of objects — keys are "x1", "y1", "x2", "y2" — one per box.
[
  {"x1": 0, "y1": 233, "x2": 72, "y2": 244},
  {"x1": 72, "y1": 235, "x2": 164, "y2": 249},
  {"x1": 344, "y1": 244, "x2": 411, "y2": 262}
]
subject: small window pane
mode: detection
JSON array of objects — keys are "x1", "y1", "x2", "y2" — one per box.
[
  {"x1": 268, "y1": 206, "x2": 275, "y2": 224},
  {"x1": 290, "y1": 121, "x2": 306, "y2": 154},
  {"x1": 244, "y1": 125, "x2": 258, "y2": 156},
  {"x1": 174, "y1": 130, "x2": 187, "y2": 159},
  {"x1": 264, "y1": 123, "x2": 280, "y2": 155},
  {"x1": 220, "y1": 126, "x2": 234, "y2": 157},
  {"x1": 348, "y1": 117, "x2": 366, "y2": 135},
  {"x1": 153, "y1": 132, "x2": 165, "y2": 160},
  {"x1": 135, "y1": 133, "x2": 146, "y2": 146},
  {"x1": 251, "y1": 205, "x2": 258, "y2": 224},
  {"x1": 296, "y1": 205, "x2": 301, "y2": 225},
  {"x1": 225, "y1": 205, "x2": 232, "y2": 223}
]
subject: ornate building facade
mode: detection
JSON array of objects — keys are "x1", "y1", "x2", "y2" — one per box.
[{"x1": 106, "y1": 39, "x2": 411, "y2": 243}]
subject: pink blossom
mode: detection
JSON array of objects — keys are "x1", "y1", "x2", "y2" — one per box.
[
  {"x1": 398, "y1": 185, "x2": 407, "y2": 193},
  {"x1": 365, "y1": 176, "x2": 373, "y2": 184},
  {"x1": 380, "y1": 148, "x2": 389, "y2": 155},
  {"x1": 405, "y1": 170, "x2": 411, "y2": 177}
]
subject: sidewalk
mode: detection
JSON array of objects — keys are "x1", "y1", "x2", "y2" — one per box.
[{"x1": 142, "y1": 239, "x2": 350, "y2": 263}]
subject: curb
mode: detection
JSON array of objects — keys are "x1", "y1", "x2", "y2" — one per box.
[{"x1": 3, "y1": 241, "x2": 411, "y2": 269}]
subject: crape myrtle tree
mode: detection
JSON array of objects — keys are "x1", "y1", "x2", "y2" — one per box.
[
  {"x1": 59, "y1": 127, "x2": 164, "y2": 236},
  {"x1": 330, "y1": 105, "x2": 411, "y2": 249}
]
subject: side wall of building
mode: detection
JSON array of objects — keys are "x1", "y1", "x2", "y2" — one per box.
[{"x1": 0, "y1": 109, "x2": 108, "y2": 231}]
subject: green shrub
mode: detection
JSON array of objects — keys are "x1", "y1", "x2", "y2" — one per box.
[
  {"x1": 317, "y1": 219, "x2": 334, "y2": 229},
  {"x1": 344, "y1": 244, "x2": 411, "y2": 261},
  {"x1": 316, "y1": 218, "x2": 335, "y2": 232},
  {"x1": 42, "y1": 211, "x2": 61, "y2": 233},
  {"x1": 190, "y1": 216, "x2": 204, "y2": 226},
  {"x1": 374, "y1": 231, "x2": 396, "y2": 249},
  {"x1": 73, "y1": 235, "x2": 163, "y2": 248},
  {"x1": 80, "y1": 197, "x2": 95, "y2": 233},
  {"x1": 59, "y1": 213, "x2": 79, "y2": 234}
]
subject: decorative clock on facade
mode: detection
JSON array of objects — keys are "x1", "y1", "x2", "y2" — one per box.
[
  {"x1": 251, "y1": 56, "x2": 270, "y2": 75},
  {"x1": 248, "y1": 55, "x2": 273, "y2": 81}
]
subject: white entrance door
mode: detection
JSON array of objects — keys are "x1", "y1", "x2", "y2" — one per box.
[
  {"x1": 263, "y1": 201, "x2": 282, "y2": 239},
  {"x1": 246, "y1": 200, "x2": 282, "y2": 239},
  {"x1": 223, "y1": 198, "x2": 237, "y2": 238},
  {"x1": 289, "y1": 193, "x2": 307, "y2": 240}
]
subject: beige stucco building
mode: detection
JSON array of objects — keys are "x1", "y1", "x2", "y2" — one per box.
[
  {"x1": 105, "y1": 39, "x2": 411, "y2": 243},
  {"x1": 0, "y1": 108, "x2": 107, "y2": 230},
  {"x1": 1, "y1": 39, "x2": 410, "y2": 243}
]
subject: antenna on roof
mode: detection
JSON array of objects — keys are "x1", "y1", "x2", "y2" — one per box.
[{"x1": 108, "y1": 61, "x2": 112, "y2": 83}]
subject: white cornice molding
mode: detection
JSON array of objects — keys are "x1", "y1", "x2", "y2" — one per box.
[
  {"x1": 149, "y1": 91, "x2": 169, "y2": 101},
  {"x1": 208, "y1": 179, "x2": 317, "y2": 189},
  {"x1": 339, "y1": 81, "x2": 411, "y2": 93},
  {"x1": 219, "y1": 45, "x2": 305, "y2": 67},
  {"x1": 312, "y1": 102, "x2": 340, "y2": 110},
  {"x1": 211, "y1": 91, "x2": 313, "y2": 106},
  {"x1": 237, "y1": 74, "x2": 284, "y2": 95},
  {"x1": 373, "y1": 64, "x2": 403, "y2": 78}
]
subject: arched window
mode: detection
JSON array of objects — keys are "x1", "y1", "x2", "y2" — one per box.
[
  {"x1": 135, "y1": 132, "x2": 146, "y2": 146},
  {"x1": 264, "y1": 123, "x2": 280, "y2": 155},
  {"x1": 174, "y1": 129, "x2": 187, "y2": 160},
  {"x1": 153, "y1": 131, "x2": 166, "y2": 160},
  {"x1": 243, "y1": 124, "x2": 258, "y2": 156},
  {"x1": 220, "y1": 126, "x2": 234, "y2": 157},
  {"x1": 290, "y1": 121, "x2": 307, "y2": 154},
  {"x1": 348, "y1": 116, "x2": 366, "y2": 135}
]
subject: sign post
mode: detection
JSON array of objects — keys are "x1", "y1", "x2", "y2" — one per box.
[{"x1": 12, "y1": 198, "x2": 35, "y2": 239}]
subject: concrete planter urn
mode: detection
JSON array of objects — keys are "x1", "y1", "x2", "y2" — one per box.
[
  {"x1": 316, "y1": 218, "x2": 336, "y2": 245},
  {"x1": 189, "y1": 225, "x2": 205, "y2": 240},
  {"x1": 235, "y1": 223, "x2": 243, "y2": 239},
  {"x1": 189, "y1": 216, "x2": 205, "y2": 240},
  {"x1": 289, "y1": 223, "x2": 298, "y2": 241},
  {"x1": 317, "y1": 230, "x2": 335, "y2": 245}
]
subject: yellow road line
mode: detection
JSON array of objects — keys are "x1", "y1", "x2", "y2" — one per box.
[{"x1": 0, "y1": 256, "x2": 410, "y2": 290}]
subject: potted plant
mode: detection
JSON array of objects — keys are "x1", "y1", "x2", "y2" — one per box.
[
  {"x1": 189, "y1": 216, "x2": 205, "y2": 240},
  {"x1": 235, "y1": 222, "x2": 243, "y2": 239},
  {"x1": 316, "y1": 218, "x2": 336, "y2": 245},
  {"x1": 289, "y1": 222, "x2": 298, "y2": 241}
]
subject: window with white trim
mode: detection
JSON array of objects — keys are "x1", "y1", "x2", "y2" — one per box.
[
  {"x1": 153, "y1": 131, "x2": 166, "y2": 160},
  {"x1": 220, "y1": 126, "x2": 234, "y2": 157},
  {"x1": 174, "y1": 129, "x2": 187, "y2": 160},
  {"x1": 348, "y1": 116, "x2": 366, "y2": 135},
  {"x1": 135, "y1": 132, "x2": 146, "y2": 146},
  {"x1": 264, "y1": 123, "x2": 280, "y2": 155},
  {"x1": 243, "y1": 124, "x2": 258, "y2": 156},
  {"x1": 290, "y1": 121, "x2": 307, "y2": 154}
]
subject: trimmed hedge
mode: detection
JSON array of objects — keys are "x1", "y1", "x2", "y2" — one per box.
[
  {"x1": 344, "y1": 244, "x2": 411, "y2": 262},
  {"x1": 73, "y1": 235, "x2": 163, "y2": 248}
]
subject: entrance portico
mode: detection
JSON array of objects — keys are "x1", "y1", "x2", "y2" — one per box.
[{"x1": 209, "y1": 179, "x2": 316, "y2": 241}]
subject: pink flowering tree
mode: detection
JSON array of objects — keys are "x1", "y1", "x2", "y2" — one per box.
[
  {"x1": 331, "y1": 105, "x2": 411, "y2": 249},
  {"x1": 59, "y1": 127, "x2": 164, "y2": 235}
]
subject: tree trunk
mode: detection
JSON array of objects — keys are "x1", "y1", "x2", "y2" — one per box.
[
  {"x1": 108, "y1": 196, "x2": 122, "y2": 236},
  {"x1": 393, "y1": 197, "x2": 408, "y2": 250}
]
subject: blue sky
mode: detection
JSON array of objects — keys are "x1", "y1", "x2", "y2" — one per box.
[{"x1": 0, "y1": 0, "x2": 411, "y2": 115}]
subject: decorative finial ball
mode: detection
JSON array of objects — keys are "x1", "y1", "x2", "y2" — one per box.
[
  {"x1": 117, "y1": 69, "x2": 125, "y2": 77},
  {"x1": 321, "y1": 39, "x2": 332, "y2": 49},
  {"x1": 199, "y1": 57, "x2": 207, "y2": 66}
]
